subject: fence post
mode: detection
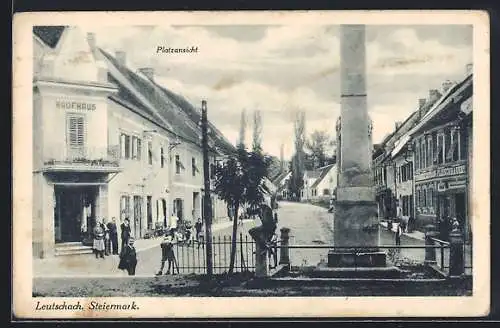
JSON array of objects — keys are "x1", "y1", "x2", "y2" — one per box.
[
  {"x1": 449, "y1": 230, "x2": 465, "y2": 277},
  {"x1": 279, "y1": 227, "x2": 291, "y2": 269},
  {"x1": 254, "y1": 241, "x2": 269, "y2": 278},
  {"x1": 424, "y1": 224, "x2": 438, "y2": 265}
]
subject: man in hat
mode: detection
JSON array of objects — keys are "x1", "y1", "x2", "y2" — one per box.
[{"x1": 118, "y1": 237, "x2": 138, "y2": 276}]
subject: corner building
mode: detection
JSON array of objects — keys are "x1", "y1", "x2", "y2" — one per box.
[{"x1": 33, "y1": 26, "x2": 235, "y2": 258}]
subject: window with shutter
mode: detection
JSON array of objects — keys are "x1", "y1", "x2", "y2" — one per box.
[
  {"x1": 67, "y1": 115, "x2": 86, "y2": 158},
  {"x1": 124, "y1": 135, "x2": 131, "y2": 159},
  {"x1": 148, "y1": 141, "x2": 153, "y2": 165},
  {"x1": 131, "y1": 137, "x2": 138, "y2": 159},
  {"x1": 137, "y1": 139, "x2": 142, "y2": 160},
  {"x1": 161, "y1": 147, "x2": 165, "y2": 168},
  {"x1": 120, "y1": 134, "x2": 126, "y2": 158}
]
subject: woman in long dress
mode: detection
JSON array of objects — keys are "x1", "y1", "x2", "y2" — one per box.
[{"x1": 93, "y1": 219, "x2": 106, "y2": 259}]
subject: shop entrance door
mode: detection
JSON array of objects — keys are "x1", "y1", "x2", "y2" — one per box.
[
  {"x1": 54, "y1": 186, "x2": 97, "y2": 243},
  {"x1": 455, "y1": 192, "x2": 466, "y2": 228}
]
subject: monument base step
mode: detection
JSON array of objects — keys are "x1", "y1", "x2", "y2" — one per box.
[
  {"x1": 310, "y1": 266, "x2": 403, "y2": 279},
  {"x1": 328, "y1": 251, "x2": 387, "y2": 267}
]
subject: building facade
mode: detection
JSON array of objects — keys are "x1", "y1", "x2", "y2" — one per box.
[
  {"x1": 33, "y1": 26, "x2": 235, "y2": 258},
  {"x1": 309, "y1": 164, "x2": 337, "y2": 201},
  {"x1": 371, "y1": 64, "x2": 473, "y2": 241},
  {"x1": 408, "y1": 73, "x2": 472, "y2": 240}
]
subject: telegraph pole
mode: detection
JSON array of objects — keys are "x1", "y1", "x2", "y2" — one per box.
[{"x1": 201, "y1": 100, "x2": 214, "y2": 276}]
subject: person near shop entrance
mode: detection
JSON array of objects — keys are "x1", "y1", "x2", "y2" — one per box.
[
  {"x1": 118, "y1": 237, "x2": 138, "y2": 276},
  {"x1": 121, "y1": 218, "x2": 132, "y2": 252},
  {"x1": 107, "y1": 217, "x2": 119, "y2": 255},
  {"x1": 102, "y1": 218, "x2": 111, "y2": 256},
  {"x1": 168, "y1": 212, "x2": 179, "y2": 234},
  {"x1": 92, "y1": 219, "x2": 106, "y2": 259}
]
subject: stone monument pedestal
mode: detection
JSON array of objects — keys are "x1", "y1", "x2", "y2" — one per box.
[
  {"x1": 327, "y1": 193, "x2": 386, "y2": 268},
  {"x1": 324, "y1": 25, "x2": 387, "y2": 271}
]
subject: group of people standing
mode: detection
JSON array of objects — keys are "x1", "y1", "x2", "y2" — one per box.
[
  {"x1": 91, "y1": 217, "x2": 138, "y2": 276},
  {"x1": 91, "y1": 217, "x2": 119, "y2": 258}
]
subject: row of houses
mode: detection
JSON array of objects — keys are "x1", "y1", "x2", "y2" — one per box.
[
  {"x1": 372, "y1": 64, "x2": 473, "y2": 242},
  {"x1": 271, "y1": 163, "x2": 337, "y2": 203},
  {"x1": 32, "y1": 26, "x2": 237, "y2": 258}
]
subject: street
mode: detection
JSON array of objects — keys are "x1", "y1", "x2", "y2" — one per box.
[
  {"x1": 35, "y1": 201, "x2": 435, "y2": 277},
  {"x1": 275, "y1": 201, "x2": 426, "y2": 268}
]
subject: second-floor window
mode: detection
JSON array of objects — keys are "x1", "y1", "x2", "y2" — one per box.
[
  {"x1": 67, "y1": 114, "x2": 86, "y2": 155},
  {"x1": 160, "y1": 147, "x2": 165, "y2": 168},
  {"x1": 175, "y1": 155, "x2": 184, "y2": 174},
  {"x1": 398, "y1": 162, "x2": 413, "y2": 182},
  {"x1": 120, "y1": 133, "x2": 141, "y2": 161},
  {"x1": 148, "y1": 141, "x2": 153, "y2": 165},
  {"x1": 191, "y1": 157, "x2": 201, "y2": 177},
  {"x1": 131, "y1": 136, "x2": 141, "y2": 160}
]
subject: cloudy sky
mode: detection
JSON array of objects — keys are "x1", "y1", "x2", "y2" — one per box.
[{"x1": 84, "y1": 24, "x2": 472, "y2": 160}]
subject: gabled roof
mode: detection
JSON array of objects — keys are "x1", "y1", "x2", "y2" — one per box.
[
  {"x1": 101, "y1": 49, "x2": 201, "y2": 144},
  {"x1": 408, "y1": 74, "x2": 472, "y2": 137},
  {"x1": 146, "y1": 79, "x2": 236, "y2": 155},
  {"x1": 271, "y1": 170, "x2": 290, "y2": 186},
  {"x1": 311, "y1": 164, "x2": 335, "y2": 189},
  {"x1": 304, "y1": 170, "x2": 321, "y2": 179},
  {"x1": 102, "y1": 49, "x2": 235, "y2": 154},
  {"x1": 33, "y1": 26, "x2": 66, "y2": 48}
]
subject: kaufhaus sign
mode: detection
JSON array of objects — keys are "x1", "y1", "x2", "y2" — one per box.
[
  {"x1": 415, "y1": 164, "x2": 467, "y2": 182},
  {"x1": 56, "y1": 100, "x2": 97, "y2": 111}
]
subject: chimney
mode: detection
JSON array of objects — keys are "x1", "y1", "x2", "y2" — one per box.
[
  {"x1": 418, "y1": 98, "x2": 427, "y2": 119},
  {"x1": 87, "y1": 32, "x2": 96, "y2": 52},
  {"x1": 466, "y1": 63, "x2": 473, "y2": 76},
  {"x1": 138, "y1": 67, "x2": 154, "y2": 80},
  {"x1": 115, "y1": 51, "x2": 126, "y2": 66},
  {"x1": 429, "y1": 89, "x2": 441, "y2": 101},
  {"x1": 394, "y1": 121, "x2": 402, "y2": 131},
  {"x1": 442, "y1": 80, "x2": 454, "y2": 93},
  {"x1": 418, "y1": 98, "x2": 426, "y2": 109}
]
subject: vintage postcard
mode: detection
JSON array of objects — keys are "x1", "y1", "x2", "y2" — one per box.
[{"x1": 12, "y1": 10, "x2": 490, "y2": 319}]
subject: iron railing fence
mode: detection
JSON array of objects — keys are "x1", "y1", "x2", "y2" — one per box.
[
  {"x1": 169, "y1": 235, "x2": 471, "y2": 277},
  {"x1": 172, "y1": 233, "x2": 256, "y2": 274}
]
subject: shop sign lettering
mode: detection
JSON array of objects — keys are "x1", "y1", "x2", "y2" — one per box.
[
  {"x1": 415, "y1": 164, "x2": 466, "y2": 182},
  {"x1": 56, "y1": 100, "x2": 97, "y2": 111}
]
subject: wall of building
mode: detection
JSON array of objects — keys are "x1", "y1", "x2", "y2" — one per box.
[{"x1": 107, "y1": 100, "x2": 171, "y2": 236}]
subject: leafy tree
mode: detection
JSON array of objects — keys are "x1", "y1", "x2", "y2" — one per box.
[
  {"x1": 213, "y1": 109, "x2": 269, "y2": 274},
  {"x1": 305, "y1": 130, "x2": 334, "y2": 169}
]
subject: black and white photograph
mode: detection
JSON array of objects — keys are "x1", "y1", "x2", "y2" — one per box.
[{"x1": 13, "y1": 11, "x2": 490, "y2": 318}]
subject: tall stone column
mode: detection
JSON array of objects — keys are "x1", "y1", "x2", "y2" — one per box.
[{"x1": 329, "y1": 25, "x2": 384, "y2": 267}]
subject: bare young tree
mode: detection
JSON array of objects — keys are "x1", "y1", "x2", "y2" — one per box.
[
  {"x1": 252, "y1": 110, "x2": 263, "y2": 153},
  {"x1": 288, "y1": 110, "x2": 306, "y2": 201},
  {"x1": 238, "y1": 109, "x2": 247, "y2": 149}
]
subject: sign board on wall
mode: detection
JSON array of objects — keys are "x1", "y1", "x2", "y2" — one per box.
[
  {"x1": 56, "y1": 100, "x2": 97, "y2": 111},
  {"x1": 415, "y1": 164, "x2": 466, "y2": 182}
]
